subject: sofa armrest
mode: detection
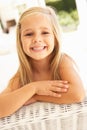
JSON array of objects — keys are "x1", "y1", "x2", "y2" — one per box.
[{"x1": 0, "y1": 95, "x2": 87, "y2": 130}]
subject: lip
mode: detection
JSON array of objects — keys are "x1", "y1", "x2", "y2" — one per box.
[{"x1": 30, "y1": 46, "x2": 47, "y2": 52}]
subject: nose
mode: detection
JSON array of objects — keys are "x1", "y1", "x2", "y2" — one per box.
[{"x1": 33, "y1": 34, "x2": 42, "y2": 43}]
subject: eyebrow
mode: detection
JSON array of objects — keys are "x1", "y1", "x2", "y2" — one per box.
[
  {"x1": 22, "y1": 27, "x2": 51, "y2": 33},
  {"x1": 22, "y1": 29, "x2": 32, "y2": 33}
]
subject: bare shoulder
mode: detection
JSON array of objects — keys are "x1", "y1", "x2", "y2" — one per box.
[
  {"x1": 58, "y1": 53, "x2": 80, "y2": 80},
  {"x1": 59, "y1": 53, "x2": 77, "y2": 68},
  {"x1": 1, "y1": 72, "x2": 20, "y2": 94}
]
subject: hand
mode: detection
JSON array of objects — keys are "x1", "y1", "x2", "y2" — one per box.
[{"x1": 32, "y1": 80, "x2": 69, "y2": 98}]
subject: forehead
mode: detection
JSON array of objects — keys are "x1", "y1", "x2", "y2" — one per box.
[{"x1": 21, "y1": 13, "x2": 52, "y2": 29}]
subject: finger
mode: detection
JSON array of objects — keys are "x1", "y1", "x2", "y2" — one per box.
[
  {"x1": 50, "y1": 80, "x2": 69, "y2": 88},
  {"x1": 52, "y1": 83, "x2": 69, "y2": 88},
  {"x1": 51, "y1": 86, "x2": 67, "y2": 92},
  {"x1": 49, "y1": 91, "x2": 61, "y2": 98},
  {"x1": 51, "y1": 80, "x2": 68, "y2": 84},
  {"x1": 49, "y1": 81, "x2": 63, "y2": 88}
]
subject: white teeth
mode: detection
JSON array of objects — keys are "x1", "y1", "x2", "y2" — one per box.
[{"x1": 32, "y1": 47, "x2": 45, "y2": 50}]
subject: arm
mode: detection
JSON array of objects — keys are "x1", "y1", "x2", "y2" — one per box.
[
  {"x1": 0, "y1": 77, "x2": 36, "y2": 118},
  {"x1": 23, "y1": 97, "x2": 36, "y2": 106},
  {"x1": 0, "y1": 76, "x2": 68, "y2": 118},
  {"x1": 34, "y1": 54, "x2": 86, "y2": 104}
]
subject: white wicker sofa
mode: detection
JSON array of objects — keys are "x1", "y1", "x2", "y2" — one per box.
[{"x1": 0, "y1": 94, "x2": 87, "y2": 130}]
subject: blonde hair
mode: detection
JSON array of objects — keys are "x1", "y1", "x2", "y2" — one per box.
[{"x1": 16, "y1": 6, "x2": 62, "y2": 86}]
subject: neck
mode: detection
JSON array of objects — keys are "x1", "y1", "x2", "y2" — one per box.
[{"x1": 30, "y1": 57, "x2": 51, "y2": 73}]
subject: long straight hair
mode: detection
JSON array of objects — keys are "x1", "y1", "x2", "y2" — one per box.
[{"x1": 16, "y1": 6, "x2": 62, "y2": 86}]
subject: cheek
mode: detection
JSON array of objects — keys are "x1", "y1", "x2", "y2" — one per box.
[
  {"x1": 22, "y1": 43, "x2": 26, "y2": 50},
  {"x1": 21, "y1": 39, "x2": 28, "y2": 52},
  {"x1": 21, "y1": 37, "x2": 28, "y2": 48},
  {"x1": 49, "y1": 37, "x2": 55, "y2": 48},
  {"x1": 22, "y1": 43, "x2": 30, "y2": 56}
]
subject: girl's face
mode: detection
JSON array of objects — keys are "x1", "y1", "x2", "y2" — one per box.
[{"x1": 21, "y1": 14, "x2": 55, "y2": 60}]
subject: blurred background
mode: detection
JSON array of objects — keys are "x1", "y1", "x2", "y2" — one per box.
[{"x1": 0, "y1": 0, "x2": 87, "y2": 92}]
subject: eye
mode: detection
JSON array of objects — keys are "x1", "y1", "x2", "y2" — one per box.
[
  {"x1": 24, "y1": 33, "x2": 33, "y2": 36},
  {"x1": 42, "y1": 31, "x2": 50, "y2": 34}
]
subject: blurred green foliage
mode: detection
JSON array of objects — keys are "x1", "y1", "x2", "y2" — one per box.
[
  {"x1": 45, "y1": 0, "x2": 79, "y2": 32},
  {"x1": 46, "y1": 0, "x2": 76, "y2": 11}
]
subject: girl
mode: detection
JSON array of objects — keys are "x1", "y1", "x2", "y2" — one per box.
[{"x1": 0, "y1": 6, "x2": 85, "y2": 118}]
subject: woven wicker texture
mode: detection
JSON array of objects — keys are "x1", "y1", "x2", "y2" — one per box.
[{"x1": 0, "y1": 96, "x2": 87, "y2": 130}]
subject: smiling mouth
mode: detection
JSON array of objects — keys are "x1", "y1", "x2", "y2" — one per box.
[{"x1": 31, "y1": 46, "x2": 47, "y2": 52}]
